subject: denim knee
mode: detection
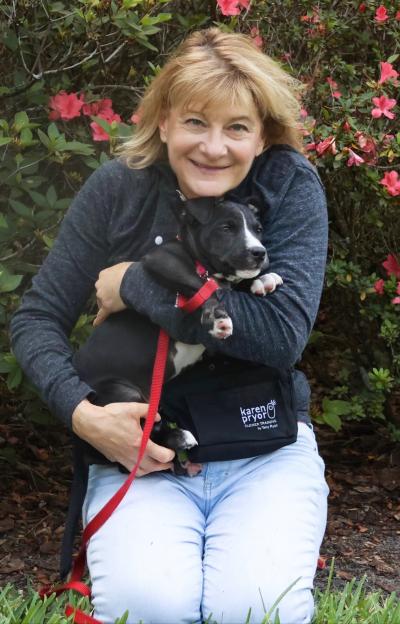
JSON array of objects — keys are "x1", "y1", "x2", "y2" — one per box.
[
  {"x1": 92, "y1": 573, "x2": 202, "y2": 624},
  {"x1": 274, "y1": 587, "x2": 315, "y2": 624},
  {"x1": 203, "y1": 586, "x2": 314, "y2": 624}
]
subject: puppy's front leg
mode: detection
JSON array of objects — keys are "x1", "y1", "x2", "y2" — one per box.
[
  {"x1": 143, "y1": 242, "x2": 233, "y2": 339},
  {"x1": 143, "y1": 241, "x2": 204, "y2": 297},
  {"x1": 200, "y1": 295, "x2": 233, "y2": 339}
]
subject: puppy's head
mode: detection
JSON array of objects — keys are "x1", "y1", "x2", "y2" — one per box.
[{"x1": 174, "y1": 194, "x2": 269, "y2": 281}]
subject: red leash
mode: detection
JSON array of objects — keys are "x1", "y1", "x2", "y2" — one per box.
[{"x1": 39, "y1": 278, "x2": 219, "y2": 623}]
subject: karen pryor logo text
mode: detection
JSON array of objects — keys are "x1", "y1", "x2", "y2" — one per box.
[{"x1": 240, "y1": 400, "x2": 277, "y2": 430}]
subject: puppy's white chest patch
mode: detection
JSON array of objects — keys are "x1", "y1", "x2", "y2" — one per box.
[{"x1": 172, "y1": 342, "x2": 205, "y2": 376}]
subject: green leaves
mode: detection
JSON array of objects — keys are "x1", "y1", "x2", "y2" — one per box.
[
  {"x1": 368, "y1": 368, "x2": 394, "y2": 392},
  {"x1": 13, "y1": 112, "x2": 31, "y2": 133},
  {"x1": 0, "y1": 353, "x2": 23, "y2": 390},
  {"x1": 112, "y1": 4, "x2": 172, "y2": 49},
  {"x1": 0, "y1": 266, "x2": 23, "y2": 294},
  {"x1": 38, "y1": 123, "x2": 95, "y2": 157},
  {"x1": 321, "y1": 399, "x2": 353, "y2": 431},
  {"x1": 30, "y1": 186, "x2": 70, "y2": 210}
]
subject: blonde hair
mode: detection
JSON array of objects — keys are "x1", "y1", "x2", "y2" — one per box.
[{"x1": 118, "y1": 27, "x2": 304, "y2": 168}]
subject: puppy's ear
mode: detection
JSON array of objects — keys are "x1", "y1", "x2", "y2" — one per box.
[
  {"x1": 184, "y1": 197, "x2": 216, "y2": 225},
  {"x1": 247, "y1": 203, "x2": 259, "y2": 216},
  {"x1": 245, "y1": 195, "x2": 262, "y2": 218}
]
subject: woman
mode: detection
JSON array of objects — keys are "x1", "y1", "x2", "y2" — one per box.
[{"x1": 11, "y1": 27, "x2": 329, "y2": 624}]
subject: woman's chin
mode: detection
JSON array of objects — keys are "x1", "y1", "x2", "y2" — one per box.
[{"x1": 182, "y1": 181, "x2": 234, "y2": 199}]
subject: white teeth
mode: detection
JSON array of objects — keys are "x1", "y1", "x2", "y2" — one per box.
[{"x1": 191, "y1": 160, "x2": 227, "y2": 170}]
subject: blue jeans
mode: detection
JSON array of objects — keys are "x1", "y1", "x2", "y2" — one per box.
[{"x1": 83, "y1": 423, "x2": 329, "y2": 624}]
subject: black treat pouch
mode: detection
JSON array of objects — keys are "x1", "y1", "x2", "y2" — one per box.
[{"x1": 159, "y1": 356, "x2": 298, "y2": 462}]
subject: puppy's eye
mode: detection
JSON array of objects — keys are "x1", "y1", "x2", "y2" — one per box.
[
  {"x1": 221, "y1": 223, "x2": 234, "y2": 232},
  {"x1": 255, "y1": 225, "x2": 263, "y2": 234}
]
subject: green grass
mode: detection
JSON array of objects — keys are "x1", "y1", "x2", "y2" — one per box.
[{"x1": 0, "y1": 567, "x2": 399, "y2": 624}]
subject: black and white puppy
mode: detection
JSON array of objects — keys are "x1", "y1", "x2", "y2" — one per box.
[{"x1": 73, "y1": 195, "x2": 283, "y2": 473}]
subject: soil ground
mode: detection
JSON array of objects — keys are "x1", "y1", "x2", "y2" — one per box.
[{"x1": 0, "y1": 406, "x2": 399, "y2": 596}]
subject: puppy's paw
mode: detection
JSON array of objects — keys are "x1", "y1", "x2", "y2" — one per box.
[
  {"x1": 172, "y1": 455, "x2": 202, "y2": 477},
  {"x1": 177, "y1": 429, "x2": 198, "y2": 450},
  {"x1": 167, "y1": 427, "x2": 198, "y2": 451},
  {"x1": 209, "y1": 316, "x2": 233, "y2": 339},
  {"x1": 181, "y1": 460, "x2": 203, "y2": 477},
  {"x1": 251, "y1": 272, "x2": 283, "y2": 296},
  {"x1": 201, "y1": 300, "x2": 233, "y2": 339}
]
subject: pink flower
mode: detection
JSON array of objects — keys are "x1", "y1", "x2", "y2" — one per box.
[
  {"x1": 217, "y1": 0, "x2": 248, "y2": 15},
  {"x1": 392, "y1": 283, "x2": 400, "y2": 303},
  {"x1": 371, "y1": 95, "x2": 396, "y2": 119},
  {"x1": 250, "y1": 26, "x2": 263, "y2": 49},
  {"x1": 375, "y1": 6, "x2": 389, "y2": 22},
  {"x1": 90, "y1": 111, "x2": 122, "y2": 141},
  {"x1": 343, "y1": 120, "x2": 351, "y2": 132},
  {"x1": 380, "y1": 171, "x2": 400, "y2": 196},
  {"x1": 300, "y1": 7, "x2": 320, "y2": 23},
  {"x1": 48, "y1": 91, "x2": 84, "y2": 121},
  {"x1": 378, "y1": 62, "x2": 399, "y2": 84},
  {"x1": 374, "y1": 278, "x2": 385, "y2": 295},
  {"x1": 382, "y1": 254, "x2": 400, "y2": 279},
  {"x1": 355, "y1": 131, "x2": 377, "y2": 165},
  {"x1": 315, "y1": 136, "x2": 337, "y2": 156},
  {"x1": 82, "y1": 98, "x2": 114, "y2": 117},
  {"x1": 217, "y1": 0, "x2": 240, "y2": 15},
  {"x1": 382, "y1": 133, "x2": 395, "y2": 145},
  {"x1": 130, "y1": 112, "x2": 141, "y2": 124},
  {"x1": 359, "y1": 3, "x2": 367, "y2": 12},
  {"x1": 300, "y1": 108, "x2": 308, "y2": 119},
  {"x1": 396, "y1": 10, "x2": 400, "y2": 20},
  {"x1": 347, "y1": 149, "x2": 365, "y2": 167},
  {"x1": 326, "y1": 77, "x2": 342, "y2": 98},
  {"x1": 356, "y1": 132, "x2": 375, "y2": 154}
]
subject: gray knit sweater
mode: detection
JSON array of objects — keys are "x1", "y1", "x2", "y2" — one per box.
[{"x1": 10, "y1": 145, "x2": 328, "y2": 429}]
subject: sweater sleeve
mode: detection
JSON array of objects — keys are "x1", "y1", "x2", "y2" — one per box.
[
  {"x1": 10, "y1": 161, "x2": 121, "y2": 429},
  {"x1": 120, "y1": 163, "x2": 328, "y2": 368}
]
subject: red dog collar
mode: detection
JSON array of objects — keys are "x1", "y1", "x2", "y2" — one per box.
[{"x1": 176, "y1": 278, "x2": 219, "y2": 313}]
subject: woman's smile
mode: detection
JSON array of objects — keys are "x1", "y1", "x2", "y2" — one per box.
[{"x1": 189, "y1": 158, "x2": 231, "y2": 173}]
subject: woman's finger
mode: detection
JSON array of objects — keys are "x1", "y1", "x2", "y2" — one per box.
[
  {"x1": 145, "y1": 438, "x2": 176, "y2": 464},
  {"x1": 93, "y1": 307, "x2": 109, "y2": 327},
  {"x1": 137, "y1": 458, "x2": 174, "y2": 476}
]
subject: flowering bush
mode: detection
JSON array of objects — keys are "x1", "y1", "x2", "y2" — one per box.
[{"x1": 0, "y1": 0, "x2": 399, "y2": 432}]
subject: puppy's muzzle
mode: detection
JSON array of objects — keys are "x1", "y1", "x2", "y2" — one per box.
[{"x1": 248, "y1": 246, "x2": 268, "y2": 269}]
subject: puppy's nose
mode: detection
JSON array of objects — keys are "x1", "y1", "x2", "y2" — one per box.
[{"x1": 249, "y1": 247, "x2": 266, "y2": 261}]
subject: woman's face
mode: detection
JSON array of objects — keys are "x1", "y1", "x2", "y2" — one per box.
[{"x1": 158, "y1": 99, "x2": 264, "y2": 198}]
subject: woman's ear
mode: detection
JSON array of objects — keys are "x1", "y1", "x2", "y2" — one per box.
[
  {"x1": 255, "y1": 135, "x2": 265, "y2": 156},
  {"x1": 159, "y1": 115, "x2": 168, "y2": 143}
]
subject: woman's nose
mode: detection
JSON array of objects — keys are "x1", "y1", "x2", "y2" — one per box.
[{"x1": 199, "y1": 129, "x2": 228, "y2": 158}]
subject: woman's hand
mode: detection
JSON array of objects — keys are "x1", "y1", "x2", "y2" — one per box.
[
  {"x1": 72, "y1": 399, "x2": 175, "y2": 474},
  {"x1": 93, "y1": 262, "x2": 133, "y2": 327}
]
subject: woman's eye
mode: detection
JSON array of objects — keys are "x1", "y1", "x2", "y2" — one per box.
[
  {"x1": 230, "y1": 123, "x2": 248, "y2": 133},
  {"x1": 186, "y1": 118, "x2": 204, "y2": 127}
]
